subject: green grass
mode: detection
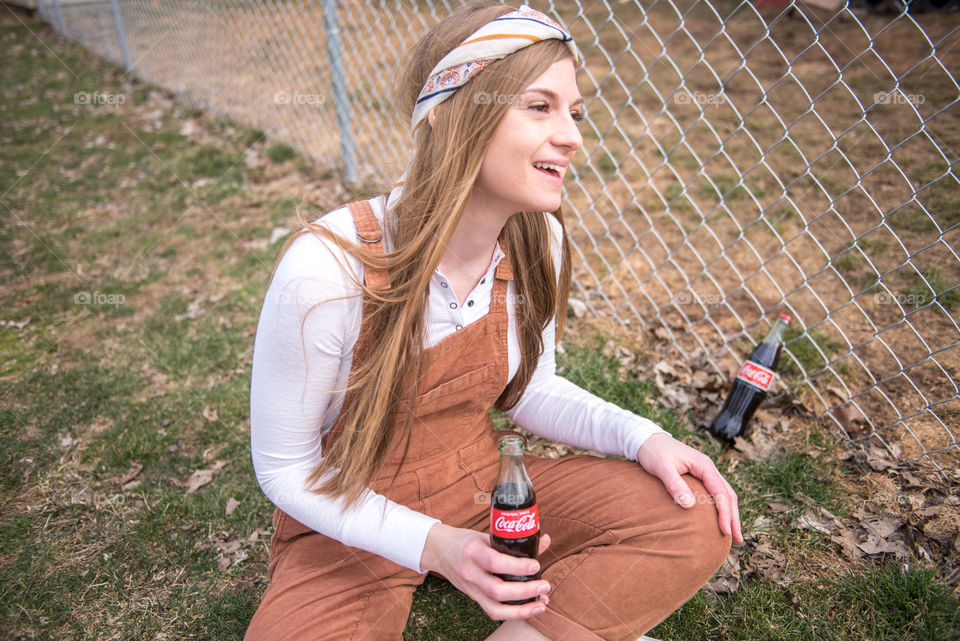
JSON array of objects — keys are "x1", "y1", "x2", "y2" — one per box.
[
  {"x1": 902, "y1": 265, "x2": 959, "y2": 312},
  {"x1": 555, "y1": 334, "x2": 690, "y2": 437},
  {"x1": 266, "y1": 142, "x2": 296, "y2": 163},
  {"x1": 697, "y1": 172, "x2": 752, "y2": 202},
  {"x1": 831, "y1": 241, "x2": 880, "y2": 291},
  {"x1": 405, "y1": 575, "x2": 500, "y2": 640},
  {"x1": 663, "y1": 182, "x2": 697, "y2": 217},
  {"x1": 757, "y1": 450, "x2": 837, "y2": 507},
  {"x1": 655, "y1": 561, "x2": 959, "y2": 640},
  {"x1": 780, "y1": 323, "x2": 848, "y2": 381},
  {"x1": 765, "y1": 205, "x2": 802, "y2": 234},
  {"x1": 596, "y1": 150, "x2": 620, "y2": 173}
]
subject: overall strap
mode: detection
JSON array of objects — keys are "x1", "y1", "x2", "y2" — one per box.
[
  {"x1": 346, "y1": 199, "x2": 388, "y2": 290},
  {"x1": 490, "y1": 241, "x2": 514, "y2": 315}
]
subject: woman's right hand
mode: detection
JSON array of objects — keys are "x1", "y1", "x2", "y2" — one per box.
[{"x1": 420, "y1": 522, "x2": 552, "y2": 620}]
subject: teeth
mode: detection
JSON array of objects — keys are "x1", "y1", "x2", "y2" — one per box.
[{"x1": 533, "y1": 161, "x2": 564, "y2": 174}]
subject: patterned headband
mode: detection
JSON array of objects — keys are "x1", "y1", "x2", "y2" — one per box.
[
  {"x1": 410, "y1": 4, "x2": 581, "y2": 136},
  {"x1": 386, "y1": 4, "x2": 581, "y2": 212}
]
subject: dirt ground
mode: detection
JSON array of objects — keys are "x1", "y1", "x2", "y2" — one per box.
[{"x1": 40, "y1": 0, "x2": 959, "y2": 470}]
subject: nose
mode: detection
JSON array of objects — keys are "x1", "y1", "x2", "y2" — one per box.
[{"x1": 552, "y1": 110, "x2": 583, "y2": 153}]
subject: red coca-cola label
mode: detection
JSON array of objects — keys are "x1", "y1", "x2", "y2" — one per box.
[
  {"x1": 737, "y1": 360, "x2": 774, "y2": 391},
  {"x1": 491, "y1": 505, "x2": 539, "y2": 538}
]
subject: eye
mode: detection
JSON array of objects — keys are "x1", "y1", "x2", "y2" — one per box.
[
  {"x1": 529, "y1": 103, "x2": 550, "y2": 113},
  {"x1": 572, "y1": 111, "x2": 585, "y2": 122}
]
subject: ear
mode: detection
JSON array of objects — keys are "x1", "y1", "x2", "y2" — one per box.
[{"x1": 428, "y1": 106, "x2": 437, "y2": 128}]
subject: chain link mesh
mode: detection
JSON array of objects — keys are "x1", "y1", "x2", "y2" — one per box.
[{"x1": 36, "y1": 0, "x2": 960, "y2": 471}]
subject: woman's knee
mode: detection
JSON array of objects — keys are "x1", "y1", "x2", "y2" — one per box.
[{"x1": 678, "y1": 474, "x2": 732, "y2": 577}]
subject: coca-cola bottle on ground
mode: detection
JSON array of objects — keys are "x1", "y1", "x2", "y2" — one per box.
[
  {"x1": 489, "y1": 434, "x2": 540, "y2": 605},
  {"x1": 709, "y1": 312, "x2": 793, "y2": 441}
]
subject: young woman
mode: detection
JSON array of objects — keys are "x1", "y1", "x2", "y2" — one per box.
[{"x1": 246, "y1": 3, "x2": 741, "y2": 640}]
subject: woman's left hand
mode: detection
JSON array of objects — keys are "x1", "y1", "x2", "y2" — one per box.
[{"x1": 636, "y1": 433, "x2": 743, "y2": 543}]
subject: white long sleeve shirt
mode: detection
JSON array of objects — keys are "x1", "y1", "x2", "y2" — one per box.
[{"x1": 249, "y1": 194, "x2": 667, "y2": 574}]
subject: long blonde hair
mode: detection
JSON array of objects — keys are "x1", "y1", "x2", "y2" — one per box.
[{"x1": 271, "y1": 1, "x2": 575, "y2": 507}]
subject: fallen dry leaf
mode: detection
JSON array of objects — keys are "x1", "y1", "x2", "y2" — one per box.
[
  {"x1": 831, "y1": 529, "x2": 864, "y2": 561},
  {"x1": 854, "y1": 509, "x2": 903, "y2": 540},
  {"x1": 921, "y1": 514, "x2": 957, "y2": 543},
  {"x1": 185, "y1": 460, "x2": 228, "y2": 494},
  {"x1": 691, "y1": 370, "x2": 719, "y2": 390},
  {"x1": 186, "y1": 469, "x2": 214, "y2": 494},
  {"x1": 707, "y1": 549, "x2": 742, "y2": 594},
  {"x1": 89, "y1": 415, "x2": 114, "y2": 434},
  {"x1": 857, "y1": 534, "x2": 910, "y2": 557},
  {"x1": 743, "y1": 541, "x2": 788, "y2": 584},
  {"x1": 732, "y1": 429, "x2": 777, "y2": 461},
  {"x1": 652, "y1": 326, "x2": 673, "y2": 342},
  {"x1": 656, "y1": 383, "x2": 694, "y2": 410},
  {"x1": 831, "y1": 402, "x2": 869, "y2": 438},
  {"x1": 117, "y1": 460, "x2": 143, "y2": 487},
  {"x1": 248, "y1": 528, "x2": 271, "y2": 543},
  {"x1": 795, "y1": 510, "x2": 837, "y2": 535},
  {"x1": 217, "y1": 540, "x2": 242, "y2": 555},
  {"x1": 226, "y1": 497, "x2": 240, "y2": 515},
  {"x1": 202, "y1": 404, "x2": 219, "y2": 422}
]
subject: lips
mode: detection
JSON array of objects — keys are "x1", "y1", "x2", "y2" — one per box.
[
  {"x1": 533, "y1": 163, "x2": 563, "y2": 187},
  {"x1": 534, "y1": 165, "x2": 559, "y2": 178},
  {"x1": 532, "y1": 161, "x2": 566, "y2": 178}
]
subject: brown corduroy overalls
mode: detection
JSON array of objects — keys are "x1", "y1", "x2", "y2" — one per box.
[{"x1": 244, "y1": 200, "x2": 730, "y2": 641}]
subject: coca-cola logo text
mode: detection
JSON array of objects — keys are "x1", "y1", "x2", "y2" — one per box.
[
  {"x1": 491, "y1": 506, "x2": 539, "y2": 538},
  {"x1": 737, "y1": 361, "x2": 774, "y2": 391}
]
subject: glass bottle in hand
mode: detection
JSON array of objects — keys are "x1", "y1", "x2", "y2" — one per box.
[{"x1": 489, "y1": 434, "x2": 540, "y2": 605}]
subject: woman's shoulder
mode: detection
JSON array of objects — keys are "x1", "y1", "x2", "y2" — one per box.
[
  {"x1": 299, "y1": 194, "x2": 387, "y2": 246},
  {"x1": 283, "y1": 195, "x2": 387, "y2": 262},
  {"x1": 271, "y1": 195, "x2": 388, "y2": 293}
]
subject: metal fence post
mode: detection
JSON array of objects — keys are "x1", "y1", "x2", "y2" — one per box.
[
  {"x1": 108, "y1": 0, "x2": 132, "y2": 72},
  {"x1": 51, "y1": 0, "x2": 66, "y2": 37},
  {"x1": 319, "y1": 0, "x2": 358, "y2": 186}
]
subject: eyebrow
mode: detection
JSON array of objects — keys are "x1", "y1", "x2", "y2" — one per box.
[{"x1": 523, "y1": 88, "x2": 585, "y2": 108}]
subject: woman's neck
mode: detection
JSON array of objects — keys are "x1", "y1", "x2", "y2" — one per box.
[{"x1": 438, "y1": 194, "x2": 514, "y2": 305}]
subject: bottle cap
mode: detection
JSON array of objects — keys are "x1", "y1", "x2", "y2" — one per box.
[{"x1": 777, "y1": 312, "x2": 793, "y2": 324}]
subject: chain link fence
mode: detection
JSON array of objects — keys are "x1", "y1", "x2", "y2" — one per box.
[{"x1": 34, "y1": 0, "x2": 959, "y2": 472}]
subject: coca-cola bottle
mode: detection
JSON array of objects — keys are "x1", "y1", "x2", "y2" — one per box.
[
  {"x1": 489, "y1": 434, "x2": 540, "y2": 605},
  {"x1": 709, "y1": 312, "x2": 792, "y2": 441}
]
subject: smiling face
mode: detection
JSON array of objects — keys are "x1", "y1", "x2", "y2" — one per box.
[{"x1": 468, "y1": 57, "x2": 584, "y2": 218}]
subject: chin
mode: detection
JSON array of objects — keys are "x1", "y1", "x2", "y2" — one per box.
[
  {"x1": 538, "y1": 198, "x2": 563, "y2": 212},
  {"x1": 522, "y1": 194, "x2": 562, "y2": 212}
]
